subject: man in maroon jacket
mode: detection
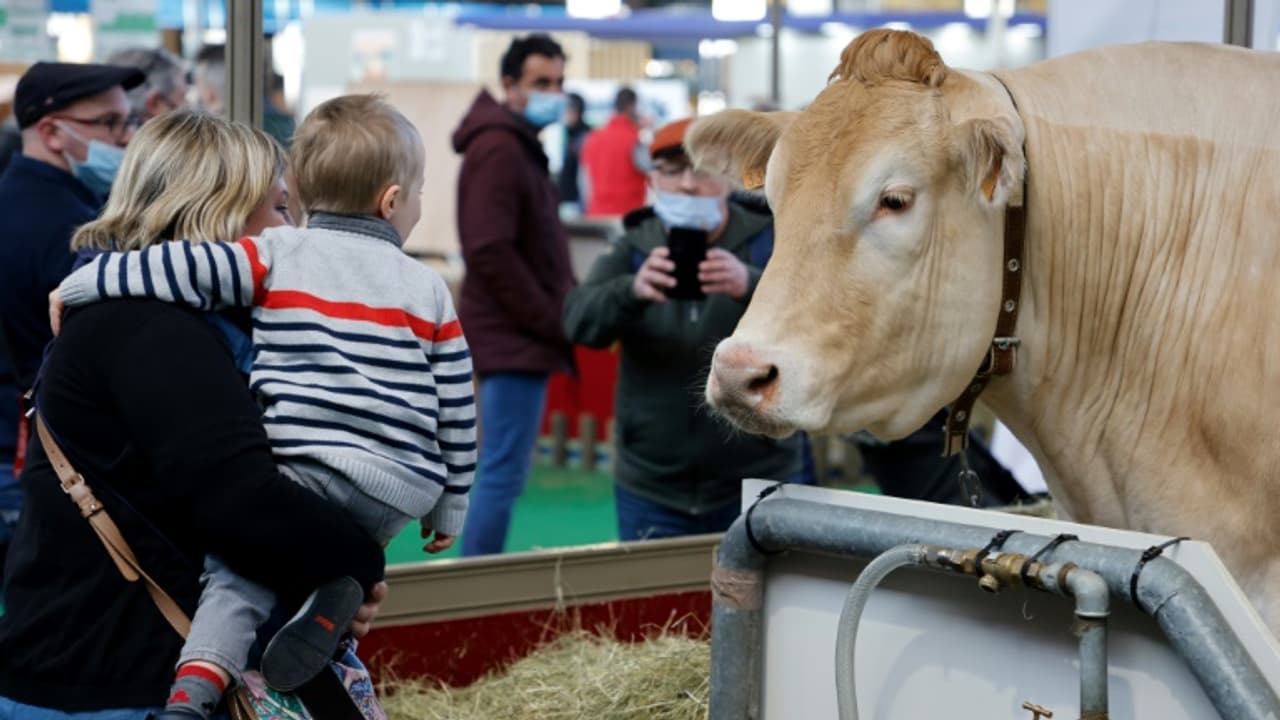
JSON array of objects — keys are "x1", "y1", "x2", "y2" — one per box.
[{"x1": 452, "y1": 34, "x2": 576, "y2": 556}]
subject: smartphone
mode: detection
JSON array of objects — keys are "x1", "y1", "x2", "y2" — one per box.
[{"x1": 665, "y1": 227, "x2": 708, "y2": 301}]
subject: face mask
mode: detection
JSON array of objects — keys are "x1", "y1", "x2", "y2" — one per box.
[
  {"x1": 523, "y1": 91, "x2": 567, "y2": 129},
  {"x1": 57, "y1": 122, "x2": 125, "y2": 196},
  {"x1": 654, "y1": 191, "x2": 724, "y2": 231}
]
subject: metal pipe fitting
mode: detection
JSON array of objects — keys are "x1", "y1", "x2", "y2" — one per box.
[{"x1": 710, "y1": 496, "x2": 1278, "y2": 720}]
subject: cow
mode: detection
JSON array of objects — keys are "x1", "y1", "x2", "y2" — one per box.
[{"x1": 695, "y1": 28, "x2": 1280, "y2": 632}]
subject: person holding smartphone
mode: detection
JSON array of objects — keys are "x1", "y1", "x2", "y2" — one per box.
[{"x1": 563, "y1": 118, "x2": 808, "y2": 541}]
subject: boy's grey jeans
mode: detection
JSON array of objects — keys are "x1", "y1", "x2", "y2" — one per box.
[{"x1": 179, "y1": 462, "x2": 411, "y2": 676}]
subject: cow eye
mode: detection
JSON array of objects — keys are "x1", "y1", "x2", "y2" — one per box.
[{"x1": 879, "y1": 191, "x2": 913, "y2": 212}]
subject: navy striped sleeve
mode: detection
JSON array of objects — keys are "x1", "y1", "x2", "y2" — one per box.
[
  {"x1": 117, "y1": 253, "x2": 132, "y2": 298},
  {"x1": 160, "y1": 243, "x2": 191, "y2": 305},
  {"x1": 183, "y1": 242, "x2": 207, "y2": 308},
  {"x1": 138, "y1": 248, "x2": 155, "y2": 297},
  {"x1": 199, "y1": 242, "x2": 222, "y2": 307},
  {"x1": 218, "y1": 242, "x2": 243, "y2": 306}
]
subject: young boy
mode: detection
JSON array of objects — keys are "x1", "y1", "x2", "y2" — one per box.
[{"x1": 54, "y1": 94, "x2": 476, "y2": 718}]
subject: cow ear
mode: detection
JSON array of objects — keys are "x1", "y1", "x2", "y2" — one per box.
[
  {"x1": 955, "y1": 117, "x2": 1024, "y2": 207},
  {"x1": 686, "y1": 110, "x2": 797, "y2": 196}
]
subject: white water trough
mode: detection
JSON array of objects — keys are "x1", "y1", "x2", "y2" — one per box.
[{"x1": 730, "y1": 480, "x2": 1280, "y2": 719}]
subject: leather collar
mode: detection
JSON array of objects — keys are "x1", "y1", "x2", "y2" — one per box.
[{"x1": 942, "y1": 74, "x2": 1027, "y2": 456}]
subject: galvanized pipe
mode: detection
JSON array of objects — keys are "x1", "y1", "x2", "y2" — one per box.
[
  {"x1": 832, "y1": 545, "x2": 1110, "y2": 720},
  {"x1": 1030, "y1": 561, "x2": 1110, "y2": 719},
  {"x1": 709, "y1": 496, "x2": 1279, "y2": 720}
]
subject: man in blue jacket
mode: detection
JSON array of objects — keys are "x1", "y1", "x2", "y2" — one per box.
[{"x1": 0, "y1": 61, "x2": 143, "y2": 565}]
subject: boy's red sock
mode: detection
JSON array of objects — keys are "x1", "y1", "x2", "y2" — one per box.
[{"x1": 166, "y1": 663, "x2": 227, "y2": 719}]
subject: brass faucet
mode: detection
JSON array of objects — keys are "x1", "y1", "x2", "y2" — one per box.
[{"x1": 1022, "y1": 701, "x2": 1053, "y2": 719}]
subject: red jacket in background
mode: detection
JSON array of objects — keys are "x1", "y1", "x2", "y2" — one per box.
[
  {"x1": 581, "y1": 113, "x2": 648, "y2": 217},
  {"x1": 451, "y1": 90, "x2": 576, "y2": 376}
]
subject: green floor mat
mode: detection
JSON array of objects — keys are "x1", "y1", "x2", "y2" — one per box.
[
  {"x1": 384, "y1": 466, "x2": 881, "y2": 566},
  {"x1": 385, "y1": 465, "x2": 618, "y2": 565}
]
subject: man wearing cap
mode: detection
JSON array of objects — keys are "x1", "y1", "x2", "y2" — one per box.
[
  {"x1": 0, "y1": 61, "x2": 143, "y2": 565},
  {"x1": 563, "y1": 118, "x2": 806, "y2": 540}
]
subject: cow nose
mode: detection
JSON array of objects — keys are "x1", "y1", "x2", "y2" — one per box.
[{"x1": 710, "y1": 343, "x2": 781, "y2": 409}]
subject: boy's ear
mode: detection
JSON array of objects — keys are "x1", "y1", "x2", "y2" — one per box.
[{"x1": 378, "y1": 184, "x2": 402, "y2": 221}]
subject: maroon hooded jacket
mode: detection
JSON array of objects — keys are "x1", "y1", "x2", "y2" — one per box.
[{"x1": 452, "y1": 90, "x2": 575, "y2": 376}]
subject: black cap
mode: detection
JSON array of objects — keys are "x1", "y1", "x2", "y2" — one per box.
[{"x1": 14, "y1": 61, "x2": 146, "y2": 129}]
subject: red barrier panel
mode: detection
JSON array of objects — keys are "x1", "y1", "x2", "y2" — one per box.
[
  {"x1": 540, "y1": 345, "x2": 620, "y2": 441},
  {"x1": 361, "y1": 589, "x2": 709, "y2": 687}
]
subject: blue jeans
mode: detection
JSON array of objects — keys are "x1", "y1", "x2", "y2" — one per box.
[
  {"x1": 460, "y1": 372, "x2": 549, "y2": 556},
  {"x1": 615, "y1": 460, "x2": 815, "y2": 541},
  {"x1": 0, "y1": 699, "x2": 160, "y2": 720},
  {"x1": 615, "y1": 485, "x2": 745, "y2": 541}
]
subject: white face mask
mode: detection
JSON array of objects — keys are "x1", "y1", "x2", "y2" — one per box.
[{"x1": 654, "y1": 191, "x2": 724, "y2": 231}]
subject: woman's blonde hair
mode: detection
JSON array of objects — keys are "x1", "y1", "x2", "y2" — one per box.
[{"x1": 72, "y1": 110, "x2": 286, "y2": 251}]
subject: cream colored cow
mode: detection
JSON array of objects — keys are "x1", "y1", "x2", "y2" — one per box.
[{"x1": 698, "y1": 29, "x2": 1280, "y2": 631}]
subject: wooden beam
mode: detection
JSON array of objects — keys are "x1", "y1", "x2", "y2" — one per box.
[{"x1": 380, "y1": 533, "x2": 721, "y2": 626}]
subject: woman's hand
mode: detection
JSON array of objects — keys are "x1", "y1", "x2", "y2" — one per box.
[
  {"x1": 349, "y1": 580, "x2": 388, "y2": 638},
  {"x1": 48, "y1": 289, "x2": 66, "y2": 336}
]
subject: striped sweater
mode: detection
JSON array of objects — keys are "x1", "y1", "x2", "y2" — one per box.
[{"x1": 57, "y1": 213, "x2": 477, "y2": 535}]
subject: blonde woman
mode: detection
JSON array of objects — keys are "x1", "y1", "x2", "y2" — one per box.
[{"x1": 0, "y1": 110, "x2": 385, "y2": 719}]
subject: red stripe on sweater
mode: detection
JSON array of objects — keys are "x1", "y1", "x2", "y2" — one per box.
[
  {"x1": 262, "y1": 289, "x2": 439, "y2": 341},
  {"x1": 434, "y1": 319, "x2": 463, "y2": 343},
  {"x1": 237, "y1": 237, "x2": 268, "y2": 305},
  {"x1": 176, "y1": 663, "x2": 228, "y2": 693}
]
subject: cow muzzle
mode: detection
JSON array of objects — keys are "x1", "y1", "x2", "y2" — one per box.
[{"x1": 706, "y1": 340, "x2": 789, "y2": 435}]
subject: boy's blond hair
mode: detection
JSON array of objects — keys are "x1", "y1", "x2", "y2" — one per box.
[
  {"x1": 290, "y1": 94, "x2": 425, "y2": 216},
  {"x1": 73, "y1": 110, "x2": 285, "y2": 252}
]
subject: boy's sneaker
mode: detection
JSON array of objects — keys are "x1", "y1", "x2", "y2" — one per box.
[{"x1": 261, "y1": 576, "x2": 365, "y2": 692}]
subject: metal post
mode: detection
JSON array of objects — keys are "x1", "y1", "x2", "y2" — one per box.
[
  {"x1": 226, "y1": 0, "x2": 265, "y2": 127},
  {"x1": 1224, "y1": 0, "x2": 1255, "y2": 47},
  {"x1": 769, "y1": 0, "x2": 784, "y2": 107}
]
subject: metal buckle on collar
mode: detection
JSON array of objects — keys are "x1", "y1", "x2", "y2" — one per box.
[
  {"x1": 977, "y1": 336, "x2": 1021, "y2": 376},
  {"x1": 993, "y1": 336, "x2": 1021, "y2": 352}
]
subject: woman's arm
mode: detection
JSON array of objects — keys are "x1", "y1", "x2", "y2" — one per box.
[{"x1": 101, "y1": 304, "x2": 384, "y2": 596}]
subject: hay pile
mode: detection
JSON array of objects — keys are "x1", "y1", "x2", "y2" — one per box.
[{"x1": 380, "y1": 631, "x2": 710, "y2": 720}]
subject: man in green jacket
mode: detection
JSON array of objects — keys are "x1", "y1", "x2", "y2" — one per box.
[{"x1": 563, "y1": 118, "x2": 807, "y2": 540}]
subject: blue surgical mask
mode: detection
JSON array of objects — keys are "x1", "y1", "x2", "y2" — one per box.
[
  {"x1": 523, "y1": 91, "x2": 567, "y2": 129},
  {"x1": 57, "y1": 122, "x2": 125, "y2": 196},
  {"x1": 654, "y1": 191, "x2": 724, "y2": 231}
]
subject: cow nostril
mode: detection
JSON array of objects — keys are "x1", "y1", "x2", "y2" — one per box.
[{"x1": 748, "y1": 364, "x2": 780, "y2": 392}]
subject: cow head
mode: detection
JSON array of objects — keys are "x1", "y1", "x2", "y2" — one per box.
[{"x1": 700, "y1": 29, "x2": 1025, "y2": 440}]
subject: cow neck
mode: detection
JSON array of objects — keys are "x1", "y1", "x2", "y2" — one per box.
[{"x1": 942, "y1": 74, "x2": 1027, "y2": 457}]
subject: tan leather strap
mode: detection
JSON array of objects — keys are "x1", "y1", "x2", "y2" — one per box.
[
  {"x1": 943, "y1": 75, "x2": 1027, "y2": 457},
  {"x1": 35, "y1": 414, "x2": 192, "y2": 639}
]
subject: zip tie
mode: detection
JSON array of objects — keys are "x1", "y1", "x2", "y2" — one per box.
[
  {"x1": 745, "y1": 482, "x2": 786, "y2": 556},
  {"x1": 1020, "y1": 533, "x2": 1078, "y2": 585},
  {"x1": 974, "y1": 528, "x2": 1018, "y2": 570},
  {"x1": 1129, "y1": 536, "x2": 1190, "y2": 612}
]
